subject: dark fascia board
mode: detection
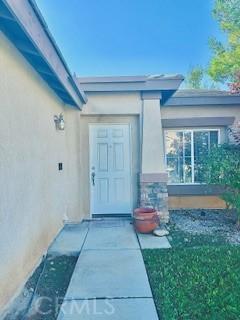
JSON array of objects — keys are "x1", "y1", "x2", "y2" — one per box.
[
  {"x1": 168, "y1": 184, "x2": 223, "y2": 196},
  {"x1": 164, "y1": 95, "x2": 240, "y2": 106},
  {"x1": 1, "y1": 0, "x2": 87, "y2": 108},
  {"x1": 78, "y1": 75, "x2": 184, "y2": 93},
  {"x1": 162, "y1": 117, "x2": 235, "y2": 128}
]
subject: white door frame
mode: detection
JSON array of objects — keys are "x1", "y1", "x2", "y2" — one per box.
[{"x1": 89, "y1": 123, "x2": 133, "y2": 217}]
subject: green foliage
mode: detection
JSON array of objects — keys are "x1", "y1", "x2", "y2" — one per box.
[
  {"x1": 204, "y1": 144, "x2": 240, "y2": 219},
  {"x1": 186, "y1": 66, "x2": 205, "y2": 89},
  {"x1": 185, "y1": 66, "x2": 219, "y2": 89},
  {"x1": 213, "y1": 0, "x2": 240, "y2": 32},
  {"x1": 143, "y1": 246, "x2": 240, "y2": 319},
  {"x1": 208, "y1": 0, "x2": 240, "y2": 85}
]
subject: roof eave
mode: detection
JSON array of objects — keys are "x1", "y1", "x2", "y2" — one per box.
[
  {"x1": 78, "y1": 76, "x2": 184, "y2": 93},
  {"x1": 0, "y1": 0, "x2": 87, "y2": 108}
]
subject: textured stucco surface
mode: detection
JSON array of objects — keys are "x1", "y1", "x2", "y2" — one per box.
[
  {"x1": 168, "y1": 196, "x2": 226, "y2": 209},
  {"x1": 142, "y1": 99, "x2": 166, "y2": 173},
  {"x1": 0, "y1": 32, "x2": 84, "y2": 311},
  {"x1": 81, "y1": 91, "x2": 142, "y2": 115},
  {"x1": 161, "y1": 105, "x2": 240, "y2": 124}
]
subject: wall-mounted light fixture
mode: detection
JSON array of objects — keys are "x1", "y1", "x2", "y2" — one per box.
[{"x1": 54, "y1": 113, "x2": 65, "y2": 130}]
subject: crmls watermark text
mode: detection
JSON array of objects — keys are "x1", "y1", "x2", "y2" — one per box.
[{"x1": 32, "y1": 296, "x2": 115, "y2": 317}]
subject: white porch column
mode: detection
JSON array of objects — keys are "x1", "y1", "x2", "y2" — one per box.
[{"x1": 140, "y1": 91, "x2": 169, "y2": 223}]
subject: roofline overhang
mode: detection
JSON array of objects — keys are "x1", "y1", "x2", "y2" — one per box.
[
  {"x1": 0, "y1": 0, "x2": 87, "y2": 108},
  {"x1": 78, "y1": 75, "x2": 184, "y2": 94}
]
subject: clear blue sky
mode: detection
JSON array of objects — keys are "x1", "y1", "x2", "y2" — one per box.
[{"x1": 36, "y1": 0, "x2": 222, "y2": 78}]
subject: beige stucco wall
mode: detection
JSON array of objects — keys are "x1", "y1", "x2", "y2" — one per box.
[
  {"x1": 169, "y1": 196, "x2": 226, "y2": 209},
  {"x1": 142, "y1": 99, "x2": 166, "y2": 173},
  {"x1": 82, "y1": 93, "x2": 167, "y2": 174},
  {"x1": 0, "y1": 32, "x2": 84, "y2": 311},
  {"x1": 161, "y1": 104, "x2": 240, "y2": 121},
  {"x1": 81, "y1": 92, "x2": 142, "y2": 115},
  {"x1": 162, "y1": 105, "x2": 240, "y2": 143},
  {"x1": 83, "y1": 94, "x2": 240, "y2": 120},
  {"x1": 79, "y1": 115, "x2": 140, "y2": 217}
]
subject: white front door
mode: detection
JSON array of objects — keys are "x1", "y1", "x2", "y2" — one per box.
[{"x1": 89, "y1": 124, "x2": 132, "y2": 215}]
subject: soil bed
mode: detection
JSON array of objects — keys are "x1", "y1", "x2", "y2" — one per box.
[
  {"x1": 2, "y1": 254, "x2": 77, "y2": 320},
  {"x1": 168, "y1": 209, "x2": 240, "y2": 247}
]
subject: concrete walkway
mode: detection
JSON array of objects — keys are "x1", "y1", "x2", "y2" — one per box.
[{"x1": 57, "y1": 219, "x2": 160, "y2": 319}]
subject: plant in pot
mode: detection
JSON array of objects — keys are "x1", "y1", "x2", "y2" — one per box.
[{"x1": 133, "y1": 207, "x2": 159, "y2": 234}]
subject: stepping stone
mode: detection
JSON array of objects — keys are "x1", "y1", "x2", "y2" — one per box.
[
  {"x1": 153, "y1": 229, "x2": 169, "y2": 237},
  {"x1": 83, "y1": 221, "x2": 139, "y2": 250},
  {"x1": 48, "y1": 222, "x2": 89, "y2": 255},
  {"x1": 58, "y1": 298, "x2": 159, "y2": 320},
  {"x1": 138, "y1": 233, "x2": 171, "y2": 249},
  {"x1": 64, "y1": 249, "x2": 152, "y2": 300}
]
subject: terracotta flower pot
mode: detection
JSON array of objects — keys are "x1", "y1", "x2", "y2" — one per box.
[{"x1": 133, "y1": 208, "x2": 159, "y2": 234}]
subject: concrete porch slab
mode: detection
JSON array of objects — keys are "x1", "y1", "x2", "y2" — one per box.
[
  {"x1": 83, "y1": 220, "x2": 139, "y2": 250},
  {"x1": 48, "y1": 222, "x2": 89, "y2": 255},
  {"x1": 58, "y1": 298, "x2": 159, "y2": 320},
  {"x1": 137, "y1": 233, "x2": 171, "y2": 249},
  {"x1": 64, "y1": 249, "x2": 152, "y2": 300}
]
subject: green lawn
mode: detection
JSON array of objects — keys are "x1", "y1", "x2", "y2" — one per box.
[{"x1": 143, "y1": 247, "x2": 240, "y2": 320}]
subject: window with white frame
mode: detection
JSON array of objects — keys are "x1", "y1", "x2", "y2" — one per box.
[{"x1": 165, "y1": 129, "x2": 219, "y2": 184}]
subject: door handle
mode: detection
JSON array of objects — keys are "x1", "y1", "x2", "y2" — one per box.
[{"x1": 91, "y1": 172, "x2": 95, "y2": 186}]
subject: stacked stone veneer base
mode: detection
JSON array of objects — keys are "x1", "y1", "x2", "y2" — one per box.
[{"x1": 140, "y1": 180, "x2": 169, "y2": 224}]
